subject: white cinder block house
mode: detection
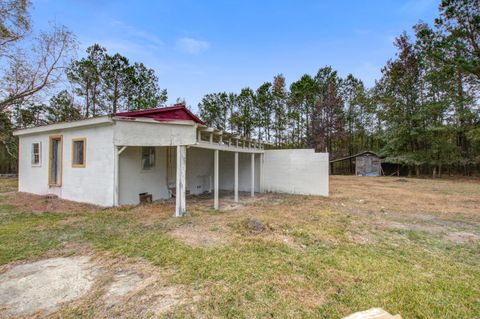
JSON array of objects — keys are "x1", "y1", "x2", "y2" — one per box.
[{"x1": 13, "y1": 104, "x2": 329, "y2": 216}]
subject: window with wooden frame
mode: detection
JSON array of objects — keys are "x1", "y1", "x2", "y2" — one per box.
[
  {"x1": 49, "y1": 135, "x2": 63, "y2": 186},
  {"x1": 141, "y1": 147, "x2": 155, "y2": 170},
  {"x1": 31, "y1": 142, "x2": 41, "y2": 166},
  {"x1": 72, "y1": 138, "x2": 86, "y2": 168}
]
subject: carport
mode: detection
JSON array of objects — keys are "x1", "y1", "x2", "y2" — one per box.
[{"x1": 114, "y1": 105, "x2": 267, "y2": 216}]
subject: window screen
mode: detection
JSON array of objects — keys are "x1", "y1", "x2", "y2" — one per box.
[
  {"x1": 142, "y1": 147, "x2": 155, "y2": 170},
  {"x1": 72, "y1": 139, "x2": 86, "y2": 167},
  {"x1": 31, "y1": 142, "x2": 41, "y2": 165}
]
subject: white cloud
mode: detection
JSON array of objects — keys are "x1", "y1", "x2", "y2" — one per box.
[
  {"x1": 176, "y1": 37, "x2": 210, "y2": 54},
  {"x1": 111, "y1": 20, "x2": 164, "y2": 48}
]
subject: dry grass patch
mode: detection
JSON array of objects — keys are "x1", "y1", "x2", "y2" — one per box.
[
  {"x1": 329, "y1": 176, "x2": 480, "y2": 218},
  {"x1": 7, "y1": 192, "x2": 99, "y2": 214}
]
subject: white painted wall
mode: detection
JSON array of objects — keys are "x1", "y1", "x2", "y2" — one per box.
[
  {"x1": 118, "y1": 146, "x2": 170, "y2": 205},
  {"x1": 114, "y1": 121, "x2": 196, "y2": 146},
  {"x1": 185, "y1": 148, "x2": 261, "y2": 194},
  {"x1": 18, "y1": 124, "x2": 115, "y2": 206},
  {"x1": 219, "y1": 151, "x2": 260, "y2": 192},
  {"x1": 264, "y1": 149, "x2": 329, "y2": 196},
  {"x1": 186, "y1": 147, "x2": 213, "y2": 195}
]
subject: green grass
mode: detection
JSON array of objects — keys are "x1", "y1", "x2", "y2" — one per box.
[{"x1": 0, "y1": 178, "x2": 479, "y2": 318}]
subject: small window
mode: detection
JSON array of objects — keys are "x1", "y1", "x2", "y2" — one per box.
[
  {"x1": 142, "y1": 147, "x2": 155, "y2": 170},
  {"x1": 72, "y1": 138, "x2": 86, "y2": 168},
  {"x1": 31, "y1": 142, "x2": 41, "y2": 166}
]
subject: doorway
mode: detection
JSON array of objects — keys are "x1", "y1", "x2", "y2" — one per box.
[{"x1": 49, "y1": 135, "x2": 63, "y2": 186}]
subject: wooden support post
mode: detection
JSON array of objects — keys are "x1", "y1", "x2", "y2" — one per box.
[
  {"x1": 114, "y1": 146, "x2": 128, "y2": 206},
  {"x1": 214, "y1": 149, "x2": 219, "y2": 209},
  {"x1": 114, "y1": 146, "x2": 119, "y2": 206},
  {"x1": 259, "y1": 153, "x2": 264, "y2": 193},
  {"x1": 234, "y1": 151, "x2": 239, "y2": 202},
  {"x1": 175, "y1": 145, "x2": 186, "y2": 217},
  {"x1": 197, "y1": 130, "x2": 201, "y2": 142},
  {"x1": 209, "y1": 133, "x2": 213, "y2": 144},
  {"x1": 251, "y1": 153, "x2": 255, "y2": 197}
]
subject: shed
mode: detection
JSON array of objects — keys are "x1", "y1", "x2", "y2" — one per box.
[{"x1": 330, "y1": 151, "x2": 382, "y2": 176}]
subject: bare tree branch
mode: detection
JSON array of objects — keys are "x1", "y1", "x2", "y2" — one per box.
[{"x1": 0, "y1": 24, "x2": 77, "y2": 111}]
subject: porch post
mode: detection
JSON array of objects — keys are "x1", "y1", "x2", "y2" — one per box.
[
  {"x1": 114, "y1": 146, "x2": 127, "y2": 206},
  {"x1": 114, "y1": 146, "x2": 119, "y2": 206},
  {"x1": 259, "y1": 152, "x2": 264, "y2": 193},
  {"x1": 234, "y1": 151, "x2": 239, "y2": 202},
  {"x1": 214, "y1": 149, "x2": 219, "y2": 209},
  {"x1": 175, "y1": 145, "x2": 186, "y2": 217},
  {"x1": 251, "y1": 153, "x2": 255, "y2": 197}
]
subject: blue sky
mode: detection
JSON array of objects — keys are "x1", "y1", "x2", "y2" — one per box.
[{"x1": 32, "y1": 0, "x2": 439, "y2": 111}]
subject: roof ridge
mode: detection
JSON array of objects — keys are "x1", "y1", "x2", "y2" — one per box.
[{"x1": 113, "y1": 103, "x2": 205, "y2": 125}]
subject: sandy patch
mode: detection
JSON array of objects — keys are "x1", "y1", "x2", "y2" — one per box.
[
  {"x1": 105, "y1": 272, "x2": 145, "y2": 299},
  {"x1": 0, "y1": 254, "x2": 203, "y2": 318},
  {"x1": 0, "y1": 256, "x2": 97, "y2": 316},
  {"x1": 92, "y1": 256, "x2": 201, "y2": 318}
]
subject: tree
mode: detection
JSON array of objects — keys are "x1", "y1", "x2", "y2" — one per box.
[
  {"x1": 340, "y1": 74, "x2": 371, "y2": 155},
  {"x1": 46, "y1": 90, "x2": 81, "y2": 123},
  {"x1": 0, "y1": 0, "x2": 75, "y2": 174},
  {"x1": 235, "y1": 87, "x2": 256, "y2": 138},
  {"x1": 0, "y1": 0, "x2": 30, "y2": 54},
  {"x1": 102, "y1": 53, "x2": 130, "y2": 113},
  {"x1": 67, "y1": 44, "x2": 106, "y2": 117},
  {"x1": 272, "y1": 74, "x2": 288, "y2": 147},
  {"x1": 376, "y1": 34, "x2": 425, "y2": 175},
  {"x1": 311, "y1": 67, "x2": 345, "y2": 154},
  {"x1": 126, "y1": 62, "x2": 166, "y2": 110},
  {"x1": 416, "y1": 0, "x2": 480, "y2": 81},
  {"x1": 0, "y1": 24, "x2": 76, "y2": 112},
  {"x1": 67, "y1": 46, "x2": 167, "y2": 115},
  {"x1": 290, "y1": 74, "x2": 316, "y2": 146},
  {"x1": 255, "y1": 82, "x2": 273, "y2": 141},
  {"x1": 198, "y1": 92, "x2": 231, "y2": 130},
  {"x1": 0, "y1": 111, "x2": 17, "y2": 172}
]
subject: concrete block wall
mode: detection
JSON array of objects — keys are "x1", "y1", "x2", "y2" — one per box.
[
  {"x1": 118, "y1": 146, "x2": 170, "y2": 205},
  {"x1": 185, "y1": 147, "x2": 261, "y2": 194},
  {"x1": 18, "y1": 125, "x2": 115, "y2": 206},
  {"x1": 263, "y1": 149, "x2": 329, "y2": 196},
  {"x1": 186, "y1": 147, "x2": 214, "y2": 195},
  {"x1": 219, "y1": 151, "x2": 260, "y2": 192}
]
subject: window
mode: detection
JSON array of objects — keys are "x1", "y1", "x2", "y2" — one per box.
[
  {"x1": 72, "y1": 138, "x2": 86, "y2": 168},
  {"x1": 31, "y1": 142, "x2": 41, "y2": 166},
  {"x1": 49, "y1": 136, "x2": 63, "y2": 186},
  {"x1": 142, "y1": 147, "x2": 155, "y2": 170}
]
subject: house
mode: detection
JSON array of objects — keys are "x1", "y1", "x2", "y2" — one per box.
[
  {"x1": 13, "y1": 104, "x2": 329, "y2": 216},
  {"x1": 329, "y1": 151, "x2": 382, "y2": 176}
]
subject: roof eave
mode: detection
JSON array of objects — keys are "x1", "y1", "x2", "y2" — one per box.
[{"x1": 13, "y1": 116, "x2": 114, "y2": 136}]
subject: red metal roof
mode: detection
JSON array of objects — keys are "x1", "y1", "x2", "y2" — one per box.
[{"x1": 114, "y1": 103, "x2": 206, "y2": 125}]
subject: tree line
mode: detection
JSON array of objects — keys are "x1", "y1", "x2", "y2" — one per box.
[{"x1": 198, "y1": 0, "x2": 480, "y2": 176}]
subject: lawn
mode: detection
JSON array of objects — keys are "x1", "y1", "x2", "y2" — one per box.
[{"x1": 0, "y1": 176, "x2": 479, "y2": 318}]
